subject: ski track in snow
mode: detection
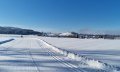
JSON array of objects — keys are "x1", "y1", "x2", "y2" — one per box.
[
  {"x1": 39, "y1": 38, "x2": 120, "y2": 72},
  {"x1": 0, "y1": 36, "x2": 120, "y2": 72},
  {"x1": 0, "y1": 38, "x2": 85, "y2": 72}
]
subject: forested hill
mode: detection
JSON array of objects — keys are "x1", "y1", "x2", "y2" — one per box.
[{"x1": 0, "y1": 26, "x2": 42, "y2": 35}]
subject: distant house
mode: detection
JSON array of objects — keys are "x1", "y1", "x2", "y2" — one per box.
[
  {"x1": 114, "y1": 37, "x2": 120, "y2": 39},
  {"x1": 109, "y1": 35, "x2": 120, "y2": 39},
  {"x1": 39, "y1": 31, "x2": 120, "y2": 39},
  {"x1": 78, "y1": 34, "x2": 119, "y2": 39}
]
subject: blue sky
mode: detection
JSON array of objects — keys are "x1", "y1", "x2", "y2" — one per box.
[{"x1": 0, "y1": 0, "x2": 120, "y2": 32}]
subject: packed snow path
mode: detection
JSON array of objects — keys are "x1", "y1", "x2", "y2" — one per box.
[
  {"x1": 0, "y1": 38, "x2": 118, "y2": 72},
  {"x1": 0, "y1": 38, "x2": 84, "y2": 72}
]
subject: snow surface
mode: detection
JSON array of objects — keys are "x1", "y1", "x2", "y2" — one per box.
[
  {"x1": 0, "y1": 35, "x2": 120, "y2": 72},
  {"x1": 40, "y1": 38, "x2": 120, "y2": 71},
  {"x1": 39, "y1": 37, "x2": 120, "y2": 51},
  {"x1": 39, "y1": 37, "x2": 120, "y2": 68}
]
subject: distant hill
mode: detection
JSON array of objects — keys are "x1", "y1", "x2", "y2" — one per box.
[{"x1": 0, "y1": 26, "x2": 42, "y2": 35}]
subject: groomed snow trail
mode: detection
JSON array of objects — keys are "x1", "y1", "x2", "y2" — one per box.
[
  {"x1": 0, "y1": 38, "x2": 82, "y2": 72},
  {"x1": 0, "y1": 38, "x2": 118, "y2": 72}
]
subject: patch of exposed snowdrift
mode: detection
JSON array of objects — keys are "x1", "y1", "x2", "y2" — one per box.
[
  {"x1": 86, "y1": 60, "x2": 104, "y2": 69},
  {"x1": 40, "y1": 39, "x2": 120, "y2": 72}
]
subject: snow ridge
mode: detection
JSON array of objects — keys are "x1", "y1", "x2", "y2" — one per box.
[
  {"x1": 40, "y1": 39, "x2": 120, "y2": 72},
  {"x1": 0, "y1": 39, "x2": 14, "y2": 44}
]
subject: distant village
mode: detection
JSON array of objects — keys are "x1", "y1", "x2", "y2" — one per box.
[
  {"x1": 0, "y1": 26, "x2": 120, "y2": 39},
  {"x1": 40, "y1": 32, "x2": 120, "y2": 39}
]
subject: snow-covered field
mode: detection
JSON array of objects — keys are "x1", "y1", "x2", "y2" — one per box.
[
  {"x1": 0, "y1": 35, "x2": 120, "y2": 72},
  {"x1": 39, "y1": 37, "x2": 120, "y2": 67}
]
